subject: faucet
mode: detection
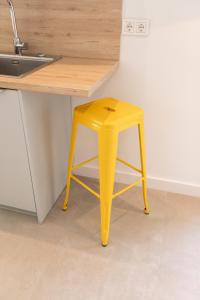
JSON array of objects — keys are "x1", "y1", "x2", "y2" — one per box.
[{"x1": 7, "y1": 0, "x2": 28, "y2": 55}]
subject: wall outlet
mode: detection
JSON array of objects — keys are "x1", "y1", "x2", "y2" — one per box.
[
  {"x1": 123, "y1": 19, "x2": 135, "y2": 35},
  {"x1": 135, "y1": 19, "x2": 150, "y2": 36},
  {"x1": 122, "y1": 19, "x2": 150, "y2": 36}
]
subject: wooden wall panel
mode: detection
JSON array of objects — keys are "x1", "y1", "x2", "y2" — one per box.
[{"x1": 0, "y1": 0, "x2": 122, "y2": 60}]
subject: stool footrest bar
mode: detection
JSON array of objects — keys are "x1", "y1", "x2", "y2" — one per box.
[
  {"x1": 72, "y1": 156, "x2": 98, "y2": 171},
  {"x1": 72, "y1": 156, "x2": 141, "y2": 175},
  {"x1": 71, "y1": 175, "x2": 100, "y2": 199},
  {"x1": 71, "y1": 158, "x2": 143, "y2": 200},
  {"x1": 112, "y1": 177, "x2": 143, "y2": 199},
  {"x1": 117, "y1": 157, "x2": 142, "y2": 174}
]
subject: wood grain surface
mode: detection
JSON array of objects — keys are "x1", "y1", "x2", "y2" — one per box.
[
  {"x1": 0, "y1": 57, "x2": 119, "y2": 96},
  {"x1": 0, "y1": 0, "x2": 122, "y2": 60}
]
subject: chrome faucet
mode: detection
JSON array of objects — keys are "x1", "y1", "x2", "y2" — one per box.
[{"x1": 7, "y1": 0, "x2": 28, "y2": 55}]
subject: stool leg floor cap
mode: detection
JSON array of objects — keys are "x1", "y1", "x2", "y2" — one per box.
[
  {"x1": 62, "y1": 206, "x2": 68, "y2": 212},
  {"x1": 144, "y1": 208, "x2": 150, "y2": 215},
  {"x1": 102, "y1": 243, "x2": 108, "y2": 247}
]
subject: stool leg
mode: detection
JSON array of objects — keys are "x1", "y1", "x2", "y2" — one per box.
[
  {"x1": 138, "y1": 120, "x2": 150, "y2": 215},
  {"x1": 98, "y1": 129, "x2": 118, "y2": 247},
  {"x1": 63, "y1": 118, "x2": 78, "y2": 211}
]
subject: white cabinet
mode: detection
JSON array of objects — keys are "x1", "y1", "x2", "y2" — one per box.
[
  {"x1": 0, "y1": 90, "x2": 36, "y2": 212},
  {"x1": 0, "y1": 89, "x2": 71, "y2": 222}
]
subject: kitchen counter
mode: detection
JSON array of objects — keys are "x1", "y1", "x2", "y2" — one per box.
[
  {"x1": 0, "y1": 56, "x2": 118, "y2": 222},
  {"x1": 0, "y1": 57, "x2": 118, "y2": 97}
]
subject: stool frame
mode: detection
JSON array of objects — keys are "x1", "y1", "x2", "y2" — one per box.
[{"x1": 63, "y1": 105, "x2": 150, "y2": 247}]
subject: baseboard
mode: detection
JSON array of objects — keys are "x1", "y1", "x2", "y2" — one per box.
[
  {"x1": 0, "y1": 204, "x2": 37, "y2": 217},
  {"x1": 74, "y1": 165, "x2": 200, "y2": 198}
]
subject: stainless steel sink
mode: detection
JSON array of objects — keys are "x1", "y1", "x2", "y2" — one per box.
[{"x1": 0, "y1": 54, "x2": 60, "y2": 78}]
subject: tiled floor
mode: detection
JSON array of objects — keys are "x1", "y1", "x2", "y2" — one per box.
[{"x1": 0, "y1": 178, "x2": 200, "y2": 300}]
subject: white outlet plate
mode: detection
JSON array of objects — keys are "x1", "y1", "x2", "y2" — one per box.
[
  {"x1": 122, "y1": 18, "x2": 150, "y2": 36},
  {"x1": 123, "y1": 19, "x2": 135, "y2": 35},
  {"x1": 135, "y1": 19, "x2": 150, "y2": 36}
]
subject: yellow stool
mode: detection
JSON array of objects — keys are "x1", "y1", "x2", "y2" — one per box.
[{"x1": 63, "y1": 98, "x2": 150, "y2": 246}]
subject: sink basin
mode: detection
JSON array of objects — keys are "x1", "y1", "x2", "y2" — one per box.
[{"x1": 0, "y1": 54, "x2": 60, "y2": 78}]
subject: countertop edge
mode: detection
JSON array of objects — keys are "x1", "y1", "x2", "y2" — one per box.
[
  {"x1": 0, "y1": 57, "x2": 119, "y2": 97},
  {"x1": 0, "y1": 82, "x2": 89, "y2": 97}
]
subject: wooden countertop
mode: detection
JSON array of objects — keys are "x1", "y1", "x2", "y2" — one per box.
[{"x1": 0, "y1": 57, "x2": 118, "y2": 97}]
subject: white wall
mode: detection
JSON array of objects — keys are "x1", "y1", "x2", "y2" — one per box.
[{"x1": 72, "y1": 0, "x2": 200, "y2": 197}]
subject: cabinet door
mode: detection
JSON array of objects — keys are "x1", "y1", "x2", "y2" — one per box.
[
  {"x1": 0, "y1": 90, "x2": 36, "y2": 212},
  {"x1": 20, "y1": 91, "x2": 71, "y2": 222}
]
